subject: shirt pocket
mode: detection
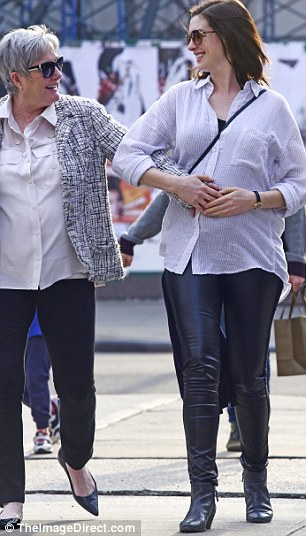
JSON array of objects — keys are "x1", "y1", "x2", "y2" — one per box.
[
  {"x1": 0, "y1": 149, "x2": 21, "y2": 195},
  {"x1": 230, "y1": 128, "x2": 269, "y2": 172},
  {"x1": 32, "y1": 144, "x2": 60, "y2": 189}
]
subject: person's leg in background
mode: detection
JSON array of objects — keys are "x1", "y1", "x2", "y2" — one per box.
[
  {"x1": 223, "y1": 269, "x2": 282, "y2": 523},
  {"x1": 23, "y1": 333, "x2": 53, "y2": 454},
  {"x1": 49, "y1": 395, "x2": 61, "y2": 445},
  {"x1": 220, "y1": 304, "x2": 241, "y2": 452},
  {"x1": 23, "y1": 311, "x2": 61, "y2": 454},
  {"x1": 226, "y1": 404, "x2": 241, "y2": 451}
]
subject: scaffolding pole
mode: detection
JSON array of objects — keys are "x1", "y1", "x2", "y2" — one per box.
[
  {"x1": 140, "y1": 0, "x2": 161, "y2": 39},
  {"x1": 263, "y1": 0, "x2": 275, "y2": 41},
  {"x1": 61, "y1": 0, "x2": 77, "y2": 42},
  {"x1": 116, "y1": 0, "x2": 127, "y2": 41}
]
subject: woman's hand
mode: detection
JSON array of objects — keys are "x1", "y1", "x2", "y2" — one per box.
[
  {"x1": 174, "y1": 175, "x2": 222, "y2": 212},
  {"x1": 139, "y1": 169, "x2": 222, "y2": 213},
  {"x1": 121, "y1": 253, "x2": 133, "y2": 268},
  {"x1": 289, "y1": 275, "x2": 305, "y2": 294},
  {"x1": 203, "y1": 187, "x2": 256, "y2": 217},
  {"x1": 203, "y1": 187, "x2": 285, "y2": 217}
]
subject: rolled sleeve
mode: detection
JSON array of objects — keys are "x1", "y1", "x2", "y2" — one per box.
[
  {"x1": 271, "y1": 129, "x2": 306, "y2": 217},
  {"x1": 113, "y1": 91, "x2": 176, "y2": 184}
]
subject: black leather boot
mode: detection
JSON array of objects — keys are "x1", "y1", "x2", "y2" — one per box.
[
  {"x1": 179, "y1": 482, "x2": 216, "y2": 533},
  {"x1": 243, "y1": 468, "x2": 273, "y2": 523}
]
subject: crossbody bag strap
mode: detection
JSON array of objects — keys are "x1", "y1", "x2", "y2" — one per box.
[{"x1": 188, "y1": 88, "x2": 266, "y2": 174}]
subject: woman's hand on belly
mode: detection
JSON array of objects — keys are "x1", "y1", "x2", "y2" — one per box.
[{"x1": 202, "y1": 187, "x2": 256, "y2": 217}]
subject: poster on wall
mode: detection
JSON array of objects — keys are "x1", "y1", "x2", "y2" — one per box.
[
  {"x1": 97, "y1": 44, "x2": 159, "y2": 127},
  {"x1": 266, "y1": 42, "x2": 306, "y2": 145},
  {"x1": 159, "y1": 42, "x2": 193, "y2": 94}
]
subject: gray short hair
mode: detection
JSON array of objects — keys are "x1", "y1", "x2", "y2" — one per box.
[{"x1": 0, "y1": 24, "x2": 59, "y2": 95}]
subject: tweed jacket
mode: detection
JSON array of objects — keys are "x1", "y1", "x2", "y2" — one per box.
[{"x1": 0, "y1": 94, "x2": 128, "y2": 284}]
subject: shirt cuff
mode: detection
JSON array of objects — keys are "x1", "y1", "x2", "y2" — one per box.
[
  {"x1": 119, "y1": 236, "x2": 135, "y2": 256},
  {"x1": 287, "y1": 261, "x2": 305, "y2": 277}
]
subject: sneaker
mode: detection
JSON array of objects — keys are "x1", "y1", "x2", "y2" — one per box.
[
  {"x1": 226, "y1": 422, "x2": 242, "y2": 452},
  {"x1": 49, "y1": 396, "x2": 60, "y2": 444},
  {"x1": 33, "y1": 431, "x2": 53, "y2": 454}
]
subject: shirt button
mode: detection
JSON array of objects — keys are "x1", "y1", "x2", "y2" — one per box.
[{"x1": 15, "y1": 139, "x2": 21, "y2": 145}]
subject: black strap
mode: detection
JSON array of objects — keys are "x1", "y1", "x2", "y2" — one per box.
[{"x1": 189, "y1": 89, "x2": 266, "y2": 174}]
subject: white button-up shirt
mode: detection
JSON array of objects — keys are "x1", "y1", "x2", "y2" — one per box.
[
  {"x1": 113, "y1": 77, "x2": 306, "y2": 299},
  {"x1": 0, "y1": 97, "x2": 87, "y2": 290}
]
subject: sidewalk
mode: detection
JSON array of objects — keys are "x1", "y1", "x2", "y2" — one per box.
[
  {"x1": 20, "y1": 299, "x2": 306, "y2": 536},
  {"x1": 95, "y1": 298, "x2": 171, "y2": 352}
]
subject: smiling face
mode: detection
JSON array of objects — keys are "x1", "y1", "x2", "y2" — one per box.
[
  {"x1": 187, "y1": 14, "x2": 229, "y2": 75},
  {"x1": 10, "y1": 45, "x2": 62, "y2": 113}
]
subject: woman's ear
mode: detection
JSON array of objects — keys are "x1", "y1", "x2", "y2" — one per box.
[{"x1": 10, "y1": 71, "x2": 23, "y2": 90}]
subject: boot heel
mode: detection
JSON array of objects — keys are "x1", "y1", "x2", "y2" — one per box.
[{"x1": 206, "y1": 503, "x2": 216, "y2": 529}]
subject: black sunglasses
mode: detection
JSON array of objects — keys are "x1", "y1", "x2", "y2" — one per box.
[
  {"x1": 28, "y1": 56, "x2": 64, "y2": 78},
  {"x1": 186, "y1": 29, "x2": 216, "y2": 45}
]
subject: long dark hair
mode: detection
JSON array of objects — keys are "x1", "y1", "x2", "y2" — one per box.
[{"x1": 189, "y1": 0, "x2": 270, "y2": 86}]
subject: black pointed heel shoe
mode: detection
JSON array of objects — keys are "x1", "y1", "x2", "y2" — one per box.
[
  {"x1": 58, "y1": 447, "x2": 99, "y2": 516},
  {"x1": 0, "y1": 518, "x2": 22, "y2": 531},
  {"x1": 179, "y1": 482, "x2": 216, "y2": 533},
  {"x1": 243, "y1": 468, "x2": 273, "y2": 523}
]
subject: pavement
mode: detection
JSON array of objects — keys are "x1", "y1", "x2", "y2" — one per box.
[{"x1": 19, "y1": 299, "x2": 306, "y2": 536}]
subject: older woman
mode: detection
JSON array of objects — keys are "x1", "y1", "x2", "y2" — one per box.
[
  {"x1": 113, "y1": 0, "x2": 306, "y2": 532},
  {"x1": 0, "y1": 24, "x2": 209, "y2": 530}
]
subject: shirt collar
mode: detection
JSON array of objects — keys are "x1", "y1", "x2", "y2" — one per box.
[
  {"x1": 0, "y1": 94, "x2": 57, "y2": 126},
  {"x1": 193, "y1": 75, "x2": 264, "y2": 97},
  {"x1": 246, "y1": 79, "x2": 265, "y2": 97},
  {"x1": 41, "y1": 103, "x2": 57, "y2": 126},
  {"x1": 193, "y1": 75, "x2": 214, "y2": 92}
]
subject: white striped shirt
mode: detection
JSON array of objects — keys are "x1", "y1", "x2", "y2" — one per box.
[{"x1": 112, "y1": 77, "x2": 306, "y2": 298}]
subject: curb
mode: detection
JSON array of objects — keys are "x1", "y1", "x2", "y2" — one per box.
[{"x1": 95, "y1": 339, "x2": 172, "y2": 353}]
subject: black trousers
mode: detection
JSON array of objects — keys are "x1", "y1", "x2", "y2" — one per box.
[
  {"x1": 162, "y1": 264, "x2": 282, "y2": 483},
  {"x1": 0, "y1": 279, "x2": 96, "y2": 505}
]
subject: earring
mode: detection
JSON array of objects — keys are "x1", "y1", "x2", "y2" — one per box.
[{"x1": 196, "y1": 71, "x2": 206, "y2": 79}]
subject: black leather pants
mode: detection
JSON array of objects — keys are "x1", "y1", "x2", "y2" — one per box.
[{"x1": 162, "y1": 263, "x2": 282, "y2": 482}]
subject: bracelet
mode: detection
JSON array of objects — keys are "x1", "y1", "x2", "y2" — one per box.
[{"x1": 253, "y1": 190, "x2": 262, "y2": 209}]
